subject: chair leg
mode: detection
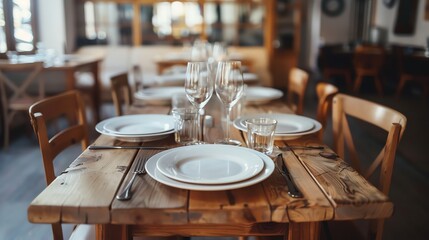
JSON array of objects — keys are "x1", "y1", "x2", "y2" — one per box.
[
  {"x1": 395, "y1": 77, "x2": 407, "y2": 98},
  {"x1": 353, "y1": 75, "x2": 363, "y2": 94},
  {"x1": 374, "y1": 77, "x2": 383, "y2": 96}
]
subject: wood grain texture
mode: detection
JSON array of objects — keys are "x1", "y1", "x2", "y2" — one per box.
[
  {"x1": 284, "y1": 135, "x2": 394, "y2": 220},
  {"x1": 28, "y1": 134, "x2": 137, "y2": 224},
  {"x1": 28, "y1": 99, "x2": 395, "y2": 240}
]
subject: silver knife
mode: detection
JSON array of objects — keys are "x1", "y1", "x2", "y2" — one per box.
[
  {"x1": 89, "y1": 145, "x2": 168, "y2": 150},
  {"x1": 276, "y1": 154, "x2": 303, "y2": 198}
]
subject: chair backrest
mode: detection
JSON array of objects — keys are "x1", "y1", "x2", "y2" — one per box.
[
  {"x1": 29, "y1": 90, "x2": 89, "y2": 185},
  {"x1": 110, "y1": 72, "x2": 133, "y2": 116},
  {"x1": 353, "y1": 45, "x2": 386, "y2": 71},
  {"x1": 316, "y1": 82, "x2": 338, "y2": 140},
  {"x1": 332, "y1": 93, "x2": 406, "y2": 240},
  {"x1": 29, "y1": 90, "x2": 90, "y2": 240},
  {"x1": 0, "y1": 61, "x2": 44, "y2": 109},
  {"x1": 287, "y1": 67, "x2": 308, "y2": 115},
  {"x1": 0, "y1": 61, "x2": 44, "y2": 148}
]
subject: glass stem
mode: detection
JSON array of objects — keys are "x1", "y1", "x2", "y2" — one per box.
[
  {"x1": 225, "y1": 106, "x2": 232, "y2": 142},
  {"x1": 197, "y1": 108, "x2": 203, "y2": 141}
]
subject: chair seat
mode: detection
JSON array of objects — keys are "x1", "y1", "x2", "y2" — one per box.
[{"x1": 9, "y1": 96, "x2": 41, "y2": 110}]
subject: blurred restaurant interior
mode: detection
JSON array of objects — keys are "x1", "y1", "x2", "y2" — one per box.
[{"x1": 1, "y1": 0, "x2": 429, "y2": 239}]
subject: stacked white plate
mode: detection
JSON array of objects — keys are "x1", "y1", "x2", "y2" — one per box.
[
  {"x1": 134, "y1": 87, "x2": 185, "y2": 105},
  {"x1": 145, "y1": 144, "x2": 275, "y2": 191},
  {"x1": 95, "y1": 114, "x2": 176, "y2": 142},
  {"x1": 233, "y1": 113, "x2": 322, "y2": 140},
  {"x1": 245, "y1": 86, "x2": 283, "y2": 105}
]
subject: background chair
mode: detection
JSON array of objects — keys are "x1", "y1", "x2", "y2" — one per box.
[
  {"x1": 315, "y1": 82, "x2": 339, "y2": 141},
  {"x1": 318, "y1": 44, "x2": 354, "y2": 91},
  {"x1": 29, "y1": 90, "x2": 95, "y2": 240},
  {"x1": 329, "y1": 93, "x2": 407, "y2": 240},
  {"x1": 352, "y1": 45, "x2": 386, "y2": 96},
  {"x1": 0, "y1": 61, "x2": 44, "y2": 148},
  {"x1": 395, "y1": 51, "x2": 429, "y2": 98},
  {"x1": 110, "y1": 72, "x2": 133, "y2": 116},
  {"x1": 287, "y1": 67, "x2": 309, "y2": 115}
]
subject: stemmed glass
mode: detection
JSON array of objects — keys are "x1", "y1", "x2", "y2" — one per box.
[
  {"x1": 185, "y1": 61, "x2": 214, "y2": 144},
  {"x1": 215, "y1": 61, "x2": 244, "y2": 145}
]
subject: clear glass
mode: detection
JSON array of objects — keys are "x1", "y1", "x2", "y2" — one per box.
[
  {"x1": 185, "y1": 61, "x2": 214, "y2": 144},
  {"x1": 215, "y1": 61, "x2": 244, "y2": 145},
  {"x1": 246, "y1": 118, "x2": 277, "y2": 155},
  {"x1": 13, "y1": 0, "x2": 34, "y2": 52}
]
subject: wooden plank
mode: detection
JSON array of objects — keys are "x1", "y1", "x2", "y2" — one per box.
[
  {"x1": 28, "y1": 135, "x2": 137, "y2": 224},
  {"x1": 285, "y1": 135, "x2": 394, "y2": 220},
  {"x1": 188, "y1": 184, "x2": 272, "y2": 224},
  {"x1": 129, "y1": 223, "x2": 288, "y2": 237},
  {"x1": 267, "y1": 141, "x2": 333, "y2": 222},
  {"x1": 111, "y1": 145, "x2": 189, "y2": 225}
]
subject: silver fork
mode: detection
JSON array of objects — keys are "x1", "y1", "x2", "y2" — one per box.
[{"x1": 116, "y1": 156, "x2": 147, "y2": 201}]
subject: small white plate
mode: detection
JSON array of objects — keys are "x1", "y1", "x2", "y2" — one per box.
[
  {"x1": 146, "y1": 145, "x2": 275, "y2": 191},
  {"x1": 245, "y1": 87, "x2": 283, "y2": 105},
  {"x1": 156, "y1": 145, "x2": 264, "y2": 185},
  {"x1": 95, "y1": 114, "x2": 176, "y2": 142},
  {"x1": 103, "y1": 115, "x2": 174, "y2": 135},
  {"x1": 233, "y1": 114, "x2": 321, "y2": 140},
  {"x1": 134, "y1": 87, "x2": 185, "y2": 105}
]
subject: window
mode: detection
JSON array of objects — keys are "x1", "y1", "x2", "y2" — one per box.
[
  {"x1": 0, "y1": 0, "x2": 37, "y2": 54},
  {"x1": 76, "y1": 0, "x2": 264, "y2": 47}
]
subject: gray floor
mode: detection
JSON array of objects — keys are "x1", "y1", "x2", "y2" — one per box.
[{"x1": 1, "y1": 78, "x2": 429, "y2": 240}]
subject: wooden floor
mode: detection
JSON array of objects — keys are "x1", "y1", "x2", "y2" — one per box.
[{"x1": 1, "y1": 77, "x2": 429, "y2": 240}]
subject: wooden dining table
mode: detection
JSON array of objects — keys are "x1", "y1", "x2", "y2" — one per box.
[
  {"x1": 27, "y1": 98, "x2": 393, "y2": 240},
  {"x1": 2, "y1": 54, "x2": 102, "y2": 122}
]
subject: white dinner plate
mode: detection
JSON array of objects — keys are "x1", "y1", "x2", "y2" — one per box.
[
  {"x1": 233, "y1": 114, "x2": 321, "y2": 140},
  {"x1": 103, "y1": 115, "x2": 174, "y2": 135},
  {"x1": 156, "y1": 145, "x2": 264, "y2": 184},
  {"x1": 95, "y1": 114, "x2": 176, "y2": 142},
  {"x1": 146, "y1": 145, "x2": 274, "y2": 191},
  {"x1": 134, "y1": 87, "x2": 185, "y2": 105},
  {"x1": 245, "y1": 87, "x2": 284, "y2": 105}
]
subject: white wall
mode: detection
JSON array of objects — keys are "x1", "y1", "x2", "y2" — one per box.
[
  {"x1": 374, "y1": 0, "x2": 429, "y2": 47},
  {"x1": 37, "y1": 0, "x2": 66, "y2": 54},
  {"x1": 319, "y1": 0, "x2": 353, "y2": 44}
]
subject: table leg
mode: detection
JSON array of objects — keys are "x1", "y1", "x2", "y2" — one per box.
[
  {"x1": 97, "y1": 224, "x2": 127, "y2": 240},
  {"x1": 288, "y1": 222, "x2": 321, "y2": 240}
]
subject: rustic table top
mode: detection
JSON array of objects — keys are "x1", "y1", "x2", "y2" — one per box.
[{"x1": 27, "y1": 99, "x2": 393, "y2": 240}]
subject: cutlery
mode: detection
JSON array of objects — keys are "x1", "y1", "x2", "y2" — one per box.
[
  {"x1": 89, "y1": 145, "x2": 168, "y2": 150},
  {"x1": 116, "y1": 155, "x2": 147, "y2": 201},
  {"x1": 275, "y1": 153, "x2": 303, "y2": 198},
  {"x1": 279, "y1": 145, "x2": 325, "y2": 151}
]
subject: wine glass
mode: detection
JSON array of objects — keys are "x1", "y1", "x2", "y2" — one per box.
[
  {"x1": 215, "y1": 61, "x2": 244, "y2": 145},
  {"x1": 185, "y1": 61, "x2": 214, "y2": 144}
]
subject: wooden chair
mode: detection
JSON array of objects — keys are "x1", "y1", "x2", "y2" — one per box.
[
  {"x1": 110, "y1": 72, "x2": 133, "y2": 116},
  {"x1": 395, "y1": 52, "x2": 429, "y2": 98},
  {"x1": 316, "y1": 82, "x2": 339, "y2": 141},
  {"x1": 0, "y1": 61, "x2": 44, "y2": 148},
  {"x1": 318, "y1": 44, "x2": 353, "y2": 91},
  {"x1": 329, "y1": 94, "x2": 407, "y2": 240},
  {"x1": 287, "y1": 67, "x2": 309, "y2": 115},
  {"x1": 29, "y1": 90, "x2": 95, "y2": 240},
  {"x1": 352, "y1": 45, "x2": 386, "y2": 96}
]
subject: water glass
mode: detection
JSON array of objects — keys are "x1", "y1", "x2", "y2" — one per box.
[
  {"x1": 246, "y1": 118, "x2": 277, "y2": 155},
  {"x1": 172, "y1": 108, "x2": 198, "y2": 145}
]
